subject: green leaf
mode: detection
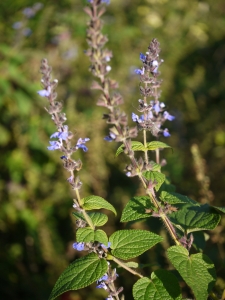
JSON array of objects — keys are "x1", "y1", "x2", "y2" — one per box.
[
  {"x1": 76, "y1": 228, "x2": 108, "y2": 246},
  {"x1": 212, "y1": 206, "x2": 225, "y2": 214},
  {"x1": 49, "y1": 253, "x2": 108, "y2": 300},
  {"x1": 142, "y1": 171, "x2": 165, "y2": 191},
  {"x1": 167, "y1": 246, "x2": 216, "y2": 300},
  {"x1": 72, "y1": 211, "x2": 108, "y2": 226},
  {"x1": 160, "y1": 191, "x2": 199, "y2": 206},
  {"x1": 169, "y1": 204, "x2": 221, "y2": 234},
  {"x1": 133, "y1": 270, "x2": 182, "y2": 300},
  {"x1": 115, "y1": 141, "x2": 146, "y2": 157},
  {"x1": 81, "y1": 195, "x2": 116, "y2": 215},
  {"x1": 109, "y1": 230, "x2": 163, "y2": 260},
  {"x1": 121, "y1": 196, "x2": 154, "y2": 222},
  {"x1": 146, "y1": 141, "x2": 171, "y2": 151}
]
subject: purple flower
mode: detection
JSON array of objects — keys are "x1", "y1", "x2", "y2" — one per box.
[
  {"x1": 50, "y1": 125, "x2": 69, "y2": 140},
  {"x1": 73, "y1": 242, "x2": 85, "y2": 251},
  {"x1": 37, "y1": 89, "x2": 50, "y2": 98},
  {"x1": 140, "y1": 53, "x2": 146, "y2": 62},
  {"x1": 47, "y1": 140, "x2": 62, "y2": 151},
  {"x1": 97, "y1": 274, "x2": 109, "y2": 283},
  {"x1": 96, "y1": 282, "x2": 108, "y2": 290},
  {"x1": 163, "y1": 111, "x2": 175, "y2": 121},
  {"x1": 163, "y1": 129, "x2": 171, "y2": 137},
  {"x1": 153, "y1": 102, "x2": 160, "y2": 114},
  {"x1": 104, "y1": 132, "x2": 116, "y2": 142},
  {"x1": 101, "y1": 242, "x2": 111, "y2": 249},
  {"x1": 134, "y1": 68, "x2": 145, "y2": 75},
  {"x1": 75, "y1": 138, "x2": 90, "y2": 152}
]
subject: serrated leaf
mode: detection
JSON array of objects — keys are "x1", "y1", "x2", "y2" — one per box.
[
  {"x1": 109, "y1": 230, "x2": 163, "y2": 260},
  {"x1": 49, "y1": 253, "x2": 108, "y2": 300},
  {"x1": 212, "y1": 206, "x2": 225, "y2": 214},
  {"x1": 81, "y1": 195, "x2": 116, "y2": 215},
  {"x1": 148, "y1": 161, "x2": 161, "y2": 171},
  {"x1": 146, "y1": 141, "x2": 171, "y2": 151},
  {"x1": 133, "y1": 270, "x2": 182, "y2": 300},
  {"x1": 167, "y1": 246, "x2": 216, "y2": 300},
  {"x1": 160, "y1": 191, "x2": 199, "y2": 206},
  {"x1": 76, "y1": 228, "x2": 108, "y2": 245},
  {"x1": 169, "y1": 204, "x2": 221, "y2": 234},
  {"x1": 115, "y1": 141, "x2": 146, "y2": 157},
  {"x1": 142, "y1": 171, "x2": 165, "y2": 191},
  {"x1": 121, "y1": 196, "x2": 154, "y2": 222},
  {"x1": 72, "y1": 211, "x2": 108, "y2": 226}
]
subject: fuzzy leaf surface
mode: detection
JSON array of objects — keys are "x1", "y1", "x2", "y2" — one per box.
[
  {"x1": 146, "y1": 141, "x2": 171, "y2": 151},
  {"x1": 121, "y1": 196, "x2": 154, "y2": 222},
  {"x1": 115, "y1": 141, "x2": 146, "y2": 157},
  {"x1": 76, "y1": 228, "x2": 108, "y2": 246},
  {"x1": 167, "y1": 246, "x2": 216, "y2": 300},
  {"x1": 72, "y1": 211, "x2": 108, "y2": 226},
  {"x1": 169, "y1": 204, "x2": 221, "y2": 234},
  {"x1": 49, "y1": 253, "x2": 108, "y2": 300},
  {"x1": 109, "y1": 230, "x2": 163, "y2": 260},
  {"x1": 160, "y1": 191, "x2": 199, "y2": 206},
  {"x1": 133, "y1": 270, "x2": 182, "y2": 300},
  {"x1": 142, "y1": 171, "x2": 165, "y2": 191},
  {"x1": 81, "y1": 195, "x2": 116, "y2": 215}
]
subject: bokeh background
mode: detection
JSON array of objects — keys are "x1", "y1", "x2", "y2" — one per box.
[{"x1": 1, "y1": 0, "x2": 225, "y2": 299}]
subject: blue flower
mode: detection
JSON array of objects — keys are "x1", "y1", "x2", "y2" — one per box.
[
  {"x1": 96, "y1": 282, "x2": 108, "y2": 290},
  {"x1": 47, "y1": 140, "x2": 62, "y2": 151},
  {"x1": 75, "y1": 138, "x2": 90, "y2": 152},
  {"x1": 97, "y1": 274, "x2": 109, "y2": 283},
  {"x1": 134, "y1": 68, "x2": 145, "y2": 75},
  {"x1": 100, "y1": 242, "x2": 111, "y2": 249},
  {"x1": 37, "y1": 89, "x2": 50, "y2": 97},
  {"x1": 163, "y1": 129, "x2": 170, "y2": 137},
  {"x1": 104, "y1": 132, "x2": 116, "y2": 142},
  {"x1": 106, "y1": 296, "x2": 113, "y2": 300},
  {"x1": 73, "y1": 242, "x2": 85, "y2": 251},
  {"x1": 50, "y1": 125, "x2": 69, "y2": 140},
  {"x1": 163, "y1": 111, "x2": 175, "y2": 121},
  {"x1": 153, "y1": 102, "x2": 160, "y2": 114},
  {"x1": 140, "y1": 53, "x2": 146, "y2": 62}
]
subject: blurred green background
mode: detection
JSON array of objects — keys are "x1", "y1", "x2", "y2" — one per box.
[{"x1": 0, "y1": 0, "x2": 225, "y2": 299}]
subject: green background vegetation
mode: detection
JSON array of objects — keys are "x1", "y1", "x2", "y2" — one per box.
[{"x1": 0, "y1": 0, "x2": 225, "y2": 299}]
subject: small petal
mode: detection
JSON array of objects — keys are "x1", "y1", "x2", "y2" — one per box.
[
  {"x1": 73, "y1": 242, "x2": 85, "y2": 251},
  {"x1": 47, "y1": 140, "x2": 61, "y2": 151},
  {"x1": 134, "y1": 68, "x2": 144, "y2": 75},
  {"x1": 163, "y1": 111, "x2": 175, "y2": 121},
  {"x1": 37, "y1": 90, "x2": 50, "y2": 97},
  {"x1": 139, "y1": 53, "x2": 146, "y2": 62},
  {"x1": 96, "y1": 282, "x2": 108, "y2": 290},
  {"x1": 163, "y1": 129, "x2": 171, "y2": 137},
  {"x1": 75, "y1": 138, "x2": 90, "y2": 152}
]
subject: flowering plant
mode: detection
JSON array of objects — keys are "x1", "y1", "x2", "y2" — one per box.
[{"x1": 37, "y1": 1, "x2": 224, "y2": 300}]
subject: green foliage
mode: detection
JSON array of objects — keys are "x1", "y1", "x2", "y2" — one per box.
[
  {"x1": 121, "y1": 196, "x2": 154, "y2": 222},
  {"x1": 76, "y1": 228, "x2": 108, "y2": 245},
  {"x1": 81, "y1": 195, "x2": 117, "y2": 215},
  {"x1": 133, "y1": 270, "x2": 182, "y2": 300},
  {"x1": 73, "y1": 211, "x2": 108, "y2": 226},
  {"x1": 49, "y1": 253, "x2": 108, "y2": 300},
  {"x1": 1, "y1": 0, "x2": 225, "y2": 299},
  {"x1": 167, "y1": 246, "x2": 216, "y2": 300},
  {"x1": 109, "y1": 230, "x2": 163, "y2": 260},
  {"x1": 169, "y1": 204, "x2": 221, "y2": 234},
  {"x1": 142, "y1": 171, "x2": 165, "y2": 191}
]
